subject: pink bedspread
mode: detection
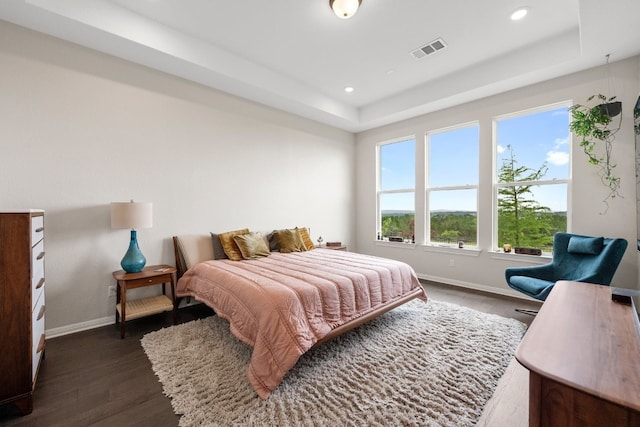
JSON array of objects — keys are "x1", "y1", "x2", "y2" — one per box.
[{"x1": 176, "y1": 248, "x2": 426, "y2": 399}]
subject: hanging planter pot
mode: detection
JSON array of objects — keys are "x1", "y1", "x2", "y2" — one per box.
[{"x1": 598, "y1": 101, "x2": 622, "y2": 118}]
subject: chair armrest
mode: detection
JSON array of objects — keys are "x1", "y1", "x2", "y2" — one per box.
[
  {"x1": 570, "y1": 272, "x2": 610, "y2": 285},
  {"x1": 505, "y1": 263, "x2": 555, "y2": 282}
]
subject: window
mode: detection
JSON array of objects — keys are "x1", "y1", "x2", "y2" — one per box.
[
  {"x1": 426, "y1": 124, "x2": 479, "y2": 247},
  {"x1": 495, "y1": 104, "x2": 570, "y2": 252},
  {"x1": 377, "y1": 138, "x2": 415, "y2": 242}
]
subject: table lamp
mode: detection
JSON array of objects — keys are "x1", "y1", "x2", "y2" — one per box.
[{"x1": 111, "y1": 200, "x2": 153, "y2": 273}]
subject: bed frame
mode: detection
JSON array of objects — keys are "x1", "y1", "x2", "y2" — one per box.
[{"x1": 171, "y1": 235, "x2": 424, "y2": 346}]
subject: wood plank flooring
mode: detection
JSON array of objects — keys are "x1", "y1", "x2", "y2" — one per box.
[{"x1": 0, "y1": 281, "x2": 541, "y2": 427}]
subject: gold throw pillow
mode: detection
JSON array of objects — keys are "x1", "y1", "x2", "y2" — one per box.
[
  {"x1": 233, "y1": 232, "x2": 271, "y2": 259},
  {"x1": 218, "y1": 228, "x2": 250, "y2": 261},
  {"x1": 275, "y1": 228, "x2": 306, "y2": 253},
  {"x1": 298, "y1": 227, "x2": 315, "y2": 251}
]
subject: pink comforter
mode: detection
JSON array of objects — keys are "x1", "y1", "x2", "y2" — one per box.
[{"x1": 176, "y1": 248, "x2": 426, "y2": 399}]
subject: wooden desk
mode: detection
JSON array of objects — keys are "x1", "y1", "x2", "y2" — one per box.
[{"x1": 516, "y1": 280, "x2": 640, "y2": 426}]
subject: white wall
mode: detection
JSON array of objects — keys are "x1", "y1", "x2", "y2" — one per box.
[
  {"x1": 3, "y1": 19, "x2": 638, "y2": 336},
  {"x1": 0, "y1": 21, "x2": 355, "y2": 334},
  {"x1": 356, "y1": 56, "x2": 640, "y2": 296}
]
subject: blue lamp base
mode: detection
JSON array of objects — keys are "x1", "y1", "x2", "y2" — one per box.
[{"x1": 121, "y1": 229, "x2": 146, "y2": 273}]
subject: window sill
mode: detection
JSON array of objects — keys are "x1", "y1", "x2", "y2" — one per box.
[
  {"x1": 490, "y1": 250, "x2": 551, "y2": 263},
  {"x1": 422, "y1": 245, "x2": 481, "y2": 257},
  {"x1": 374, "y1": 240, "x2": 416, "y2": 250}
]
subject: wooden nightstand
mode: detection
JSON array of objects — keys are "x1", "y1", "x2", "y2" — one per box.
[
  {"x1": 324, "y1": 245, "x2": 347, "y2": 251},
  {"x1": 112, "y1": 264, "x2": 177, "y2": 339}
]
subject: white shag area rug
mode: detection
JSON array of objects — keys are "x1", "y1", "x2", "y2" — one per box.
[{"x1": 141, "y1": 300, "x2": 526, "y2": 427}]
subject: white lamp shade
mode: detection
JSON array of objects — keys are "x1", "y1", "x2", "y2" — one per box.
[
  {"x1": 330, "y1": 0, "x2": 361, "y2": 19},
  {"x1": 111, "y1": 201, "x2": 153, "y2": 229}
]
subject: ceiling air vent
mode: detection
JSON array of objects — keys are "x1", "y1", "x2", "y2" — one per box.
[{"x1": 410, "y1": 38, "x2": 447, "y2": 60}]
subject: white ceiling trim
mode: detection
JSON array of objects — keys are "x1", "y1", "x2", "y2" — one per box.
[{"x1": 1, "y1": 0, "x2": 639, "y2": 133}]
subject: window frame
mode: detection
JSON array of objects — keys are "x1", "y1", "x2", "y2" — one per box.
[
  {"x1": 425, "y1": 121, "x2": 480, "y2": 248},
  {"x1": 492, "y1": 101, "x2": 572, "y2": 253},
  {"x1": 376, "y1": 136, "x2": 416, "y2": 243}
]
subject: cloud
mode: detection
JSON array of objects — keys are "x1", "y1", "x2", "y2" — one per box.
[
  {"x1": 554, "y1": 137, "x2": 569, "y2": 148},
  {"x1": 496, "y1": 145, "x2": 505, "y2": 154},
  {"x1": 545, "y1": 137, "x2": 569, "y2": 165},
  {"x1": 546, "y1": 150, "x2": 569, "y2": 166}
]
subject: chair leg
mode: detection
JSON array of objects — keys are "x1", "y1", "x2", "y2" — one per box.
[{"x1": 515, "y1": 308, "x2": 538, "y2": 316}]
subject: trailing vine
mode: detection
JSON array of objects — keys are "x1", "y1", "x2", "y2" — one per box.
[{"x1": 569, "y1": 94, "x2": 622, "y2": 212}]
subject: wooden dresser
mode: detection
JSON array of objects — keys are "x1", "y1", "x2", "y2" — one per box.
[
  {"x1": 0, "y1": 210, "x2": 46, "y2": 415},
  {"x1": 516, "y1": 280, "x2": 640, "y2": 426}
]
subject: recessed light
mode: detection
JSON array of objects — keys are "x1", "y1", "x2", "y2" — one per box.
[
  {"x1": 344, "y1": 86, "x2": 354, "y2": 93},
  {"x1": 510, "y1": 7, "x2": 528, "y2": 21}
]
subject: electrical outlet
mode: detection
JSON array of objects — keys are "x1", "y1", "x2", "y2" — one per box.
[
  {"x1": 108, "y1": 285, "x2": 116, "y2": 297},
  {"x1": 449, "y1": 259, "x2": 455, "y2": 267}
]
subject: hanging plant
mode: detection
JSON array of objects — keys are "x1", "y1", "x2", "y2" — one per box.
[{"x1": 569, "y1": 94, "x2": 622, "y2": 211}]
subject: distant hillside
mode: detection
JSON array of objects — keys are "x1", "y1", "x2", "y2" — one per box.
[
  {"x1": 383, "y1": 210, "x2": 567, "y2": 216},
  {"x1": 382, "y1": 210, "x2": 477, "y2": 217},
  {"x1": 381, "y1": 210, "x2": 414, "y2": 216},
  {"x1": 430, "y1": 210, "x2": 477, "y2": 216}
]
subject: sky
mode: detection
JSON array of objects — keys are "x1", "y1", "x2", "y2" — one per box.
[{"x1": 380, "y1": 105, "x2": 570, "y2": 212}]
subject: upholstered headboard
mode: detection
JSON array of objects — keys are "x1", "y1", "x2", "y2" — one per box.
[{"x1": 172, "y1": 235, "x2": 214, "y2": 279}]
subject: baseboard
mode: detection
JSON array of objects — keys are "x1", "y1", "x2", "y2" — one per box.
[
  {"x1": 46, "y1": 316, "x2": 114, "y2": 339},
  {"x1": 417, "y1": 273, "x2": 538, "y2": 302},
  {"x1": 45, "y1": 299, "x2": 204, "y2": 339}
]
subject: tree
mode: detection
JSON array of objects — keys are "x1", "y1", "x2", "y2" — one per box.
[
  {"x1": 430, "y1": 212, "x2": 477, "y2": 244},
  {"x1": 381, "y1": 213, "x2": 414, "y2": 239},
  {"x1": 498, "y1": 145, "x2": 554, "y2": 248},
  {"x1": 440, "y1": 230, "x2": 460, "y2": 242}
]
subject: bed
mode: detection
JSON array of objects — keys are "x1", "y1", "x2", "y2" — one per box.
[{"x1": 172, "y1": 232, "x2": 427, "y2": 399}]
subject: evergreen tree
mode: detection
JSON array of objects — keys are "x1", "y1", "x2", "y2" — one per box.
[{"x1": 498, "y1": 145, "x2": 554, "y2": 248}]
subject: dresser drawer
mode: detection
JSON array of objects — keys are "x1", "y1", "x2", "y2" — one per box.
[
  {"x1": 33, "y1": 279, "x2": 45, "y2": 312},
  {"x1": 31, "y1": 215, "x2": 44, "y2": 245},
  {"x1": 32, "y1": 290, "x2": 45, "y2": 382},
  {"x1": 32, "y1": 239, "x2": 45, "y2": 307}
]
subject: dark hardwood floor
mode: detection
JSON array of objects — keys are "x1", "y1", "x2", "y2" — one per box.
[{"x1": 0, "y1": 281, "x2": 540, "y2": 427}]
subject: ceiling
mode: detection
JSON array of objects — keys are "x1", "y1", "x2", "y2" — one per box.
[{"x1": 1, "y1": 0, "x2": 639, "y2": 132}]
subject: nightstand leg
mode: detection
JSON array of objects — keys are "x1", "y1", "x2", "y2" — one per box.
[
  {"x1": 120, "y1": 285, "x2": 126, "y2": 339},
  {"x1": 115, "y1": 281, "x2": 121, "y2": 324},
  {"x1": 171, "y1": 274, "x2": 177, "y2": 325}
]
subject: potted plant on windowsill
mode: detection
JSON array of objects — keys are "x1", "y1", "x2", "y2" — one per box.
[{"x1": 569, "y1": 94, "x2": 623, "y2": 211}]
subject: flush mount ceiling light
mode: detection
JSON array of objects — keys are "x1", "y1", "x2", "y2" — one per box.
[
  {"x1": 330, "y1": 0, "x2": 362, "y2": 19},
  {"x1": 510, "y1": 7, "x2": 528, "y2": 20}
]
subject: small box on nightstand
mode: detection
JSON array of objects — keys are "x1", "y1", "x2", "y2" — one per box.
[{"x1": 324, "y1": 242, "x2": 347, "y2": 251}]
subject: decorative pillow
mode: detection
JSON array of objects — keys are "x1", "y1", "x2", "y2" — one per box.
[
  {"x1": 298, "y1": 227, "x2": 315, "y2": 251},
  {"x1": 218, "y1": 228, "x2": 250, "y2": 261},
  {"x1": 210, "y1": 233, "x2": 228, "y2": 260},
  {"x1": 267, "y1": 231, "x2": 280, "y2": 252},
  {"x1": 274, "y1": 228, "x2": 306, "y2": 253},
  {"x1": 233, "y1": 232, "x2": 271, "y2": 260},
  {"x1": 567, "y1": 236, "x2": 604, "y2": 255}
]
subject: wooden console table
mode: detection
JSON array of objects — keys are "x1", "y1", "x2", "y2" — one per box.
[{"x1": 516, "y1": 280, "x2": 640, "y2": 426}]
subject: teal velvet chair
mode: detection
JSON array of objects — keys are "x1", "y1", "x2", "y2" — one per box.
[{"x1": 505, "y1": 232, "x2": 627, "y2": 305}]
